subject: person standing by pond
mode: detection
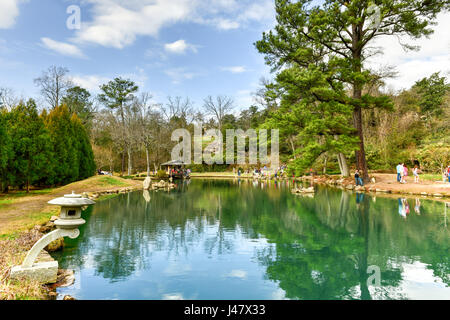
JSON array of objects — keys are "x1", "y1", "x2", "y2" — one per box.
[
  {"x1": 355, "y1": 170, "x2": 364, "y2": 186},
  {"x1": 396, "y1": 163, "x2": 403, "y2": 183}
]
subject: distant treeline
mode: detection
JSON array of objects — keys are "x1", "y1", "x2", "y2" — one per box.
[{"x1": 0, "y1": 101, "x2": 95, "y2": 193}]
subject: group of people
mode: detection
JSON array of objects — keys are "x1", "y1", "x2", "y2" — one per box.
[
  {"x1": 169, "y1": 168, "x2": 191, "y2": 178},
  {"x1": 396, "y1": 163, "x2": 420, "y2": 183},
  {"x1": 398, "y1": 198, "x2": 422, "y2": 219}
]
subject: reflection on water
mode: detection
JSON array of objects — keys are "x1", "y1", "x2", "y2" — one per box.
[{"x1": 54, "y1": 179, "x2": 450, "y2": 300}]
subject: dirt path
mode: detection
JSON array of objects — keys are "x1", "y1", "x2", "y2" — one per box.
[
  {"x1": 0, "y1": 176, "x2": 141, "y2": 236},
  {"x1": 369, "y1": 173, "x2": 450, "y2": 195}
]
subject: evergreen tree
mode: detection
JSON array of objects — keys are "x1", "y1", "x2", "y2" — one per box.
[
  {"x1": 62, "y1": 86, "x2": 96, "y2": 129},
  {"x1": 0, "y1": 110, "x2": 12, "y2": 192},
  {"x1": 6, "y1": 99, "x2": 53, "y2": 192},
  {"x1": 413, "y1": 72, "x2": 449, "y2": 121},
  {"x1": 71, "y1": 114, "x2": 96, "y2": 180},
  {"x1": 44, "y1": 105, "x2": 79, "y2": 185},
  {"x1": 261, "y1": 66, "x2": 360, "y2": 176},
  {"x1": 256, "y1": 0, "x2": 449, "y2": 181}
]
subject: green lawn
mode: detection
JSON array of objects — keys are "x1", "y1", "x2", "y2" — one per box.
[
  {"x1": 419, "y1": 174, "x2": 445, "y2": 182},
  {"x1": 98, "y1": 176, "x2": 128, "y2": 187}
]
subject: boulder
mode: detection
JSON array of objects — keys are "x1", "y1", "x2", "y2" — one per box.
[
  {"x1": 39, "y1": 221, "x2": 56, "y2": 233},
  {"x1": 10, "y1": 261, "x2": 58, "y2": 284},
  {"x1": 55, "y1": 269, "x2": 75, "y2": 288},
  {"x1": 302, "y1": 187, "x2": 315, "y2": 193},
  {"x1": 45, "y1": 237, "x2": 64, "y2": 252}
]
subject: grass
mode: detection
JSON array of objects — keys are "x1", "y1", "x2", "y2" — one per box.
[
  {"x1": 0, "y1": 231, "x2": 52, "y2": 300},
  {"x1": 97, "y1": 176, "x2": 128, "y2": 187},
  {"x1": 419, "y1": 174, "x2": 445, "y2": 182},
  {"x1": 0, "y1": 199, "x2": 13, "y2": 206},
  {"x1": 0, "y1": 175, "x2": 138, "y2": 238},
  {"x1": 0, "y1": 189, "x2": 53, "y2": 200}
]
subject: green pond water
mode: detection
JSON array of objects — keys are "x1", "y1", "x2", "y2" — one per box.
[{"x1": 53, "y1": 179, "x2": 450, "y2": 300}]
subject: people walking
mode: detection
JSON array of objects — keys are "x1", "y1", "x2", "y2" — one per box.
[
  {"x1": 402, "y1": 164, "x2": 408, "y2": 183},
  {"x1": 396, "y1": 163, "x2": 403, "y2": 182},
  {"x1": 413, "y1": 166, "x2": 420, "y2": 183}
]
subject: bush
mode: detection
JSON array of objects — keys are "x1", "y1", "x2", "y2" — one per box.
[{"x1": 156, "y1": 170, "x2": 168, "y2": 179}]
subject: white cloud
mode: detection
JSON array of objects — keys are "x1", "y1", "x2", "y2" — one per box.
[
  {"x1": 162, "y1": 293, "x2": 184, "y2": 300},
  {"x1": 226, "y1": 269, "x2": 248, "y2": 279},
  {"x1": 70, "y1": 0, "x2": 275, "y2": 49},
  {"x1": 221, "y1": 66, "x2": 247, "y2": 74},
  {"x1": 71, "y1": 74, "x2": 110, "y2": 91},
  {"x1": 164, "y1": 40, "x2": 197, "y2": 54},
  {"x1": 367, "y1": 12, "x2": 450, "y2": 91},
  {"x1": 41, "y1": 37, "x2": 86, "y2": 59},
  {"x1": 0, "y1": 0, "x2": 22, "y2": 29},
  {"x1": 72, "y1": 68, "x2": 148, "y2": 92},
  {"x1": 72, "y1": 0, "x2": 195, "y2": 49},
  {"x1": 164, "y1": 68, "x2": 200, "y2": 84},
  {"x1": 216, "y1": 19, "x2": 240, "y2": 30}
]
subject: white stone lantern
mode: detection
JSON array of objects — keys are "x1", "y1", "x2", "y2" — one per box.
[{"x1": 10, "y1": 192, "x2": 95, "y2": 284}]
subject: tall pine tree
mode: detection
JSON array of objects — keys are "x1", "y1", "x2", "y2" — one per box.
[
  {"x1": 7, "y1": 100, "x2": 53, "y2": 192},
  {"x1": 0, "y1": 110, "x2": 12, "y2": 192},
  {"x1": 256, "y1": 0, "x2": 449, "y2": 181}
]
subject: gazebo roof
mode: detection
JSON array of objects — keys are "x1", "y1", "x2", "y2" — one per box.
[{"x1": 161, "y1": 160, "x2": 186, "y2": 166}]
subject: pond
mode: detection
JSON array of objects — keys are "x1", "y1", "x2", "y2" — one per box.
[{"x1": 53, "y1": 179, "x2": 450, "y2": 300}]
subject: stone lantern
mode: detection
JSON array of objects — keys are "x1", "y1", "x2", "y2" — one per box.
[{"x1": 10, "y1": 192, "x2": 95, "y2": 284}]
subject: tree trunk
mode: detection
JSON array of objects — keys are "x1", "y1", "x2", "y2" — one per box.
[
  {"x1": 145, "y1": 147, "x2": 150, "y2": 177},
  {"x1": 1, "y1": 180, "x2": 8, "y2": 194},
  {"x1": 352, "y1": 26, "x2": 370, "y2": 182},
  {"x1": 323, "y1": 155, "x2": 328, "y2": 175},
  {"x1": 127, "y1": 145, "x2": 132, "y2": 176},
  {"x1": 353, "y1": 106, "x2": 369, "y2": 182},
  {"x1": 337, "y1": 153, "x2": 349, "y2": 177},
  {"x1": 121, "y1": 150, "x2": 125, "y2": 176}
]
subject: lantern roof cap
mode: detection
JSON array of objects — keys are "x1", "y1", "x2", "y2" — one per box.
[{"x1": 48, "y1": 191, "x2": 96, "y2": 206}]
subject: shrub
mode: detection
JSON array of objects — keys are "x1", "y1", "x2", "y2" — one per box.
[{"x1": 156, "y1": 170, "x2": 168, "y2": 179}]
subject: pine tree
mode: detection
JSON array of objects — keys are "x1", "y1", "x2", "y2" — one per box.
[
  {"x1": 0, "y1": 110, "x2": 12, "y2": 192},
  {"x1": 7, "y1": 99, "x2": 53, "y2": 192},
  {"x1": 261, "y1": 66, "x2": 360, "y2": 176},
  {"x1": 44, "y1": 105, "x2": 79, "y2": 185},
  {"x1": 62, "y1": 86, "x2": 95, "y2": 128},
  {"x1": 71, "y1": 114, "x2": 96, "y2": 180},
  {"x1": 256, "y1": 0, "x2": 449, "y2": 181}
]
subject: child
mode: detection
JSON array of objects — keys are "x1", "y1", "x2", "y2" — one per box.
[
  {"x1": 402, "y1": 164, "x2": 408, "y2": 183},
  {"x1": 413, "y1": 166, "x2": 419, "y2": 183}
]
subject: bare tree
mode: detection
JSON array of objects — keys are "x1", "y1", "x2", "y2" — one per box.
[
  {"x1": 34, "y1": 66, "x2": 73, "y2": 109},
  {"x1": 0, "y1": 87, "x2": 18, "y2": 110},
  {"x1": 162, "y1": 96, "x2": 195, "y2": 127},
  {"x1": 133, "y1": 93, "x2": 160, "y2": 176},
  {"x1": 203, "y1": 95, "x2": 234, "y2": 131}
]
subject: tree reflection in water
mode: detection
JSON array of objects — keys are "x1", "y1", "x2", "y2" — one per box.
[{"x1": 55, "y1": 179, "x2": 450, "y2": 299}]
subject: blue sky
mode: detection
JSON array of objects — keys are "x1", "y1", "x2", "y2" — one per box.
[
  {"x1": 0, "y1": 0, "x2": 276, "y2": 111},
  {"x1": 0, "y1": 0, "x2": 449, "y2": 112}
]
